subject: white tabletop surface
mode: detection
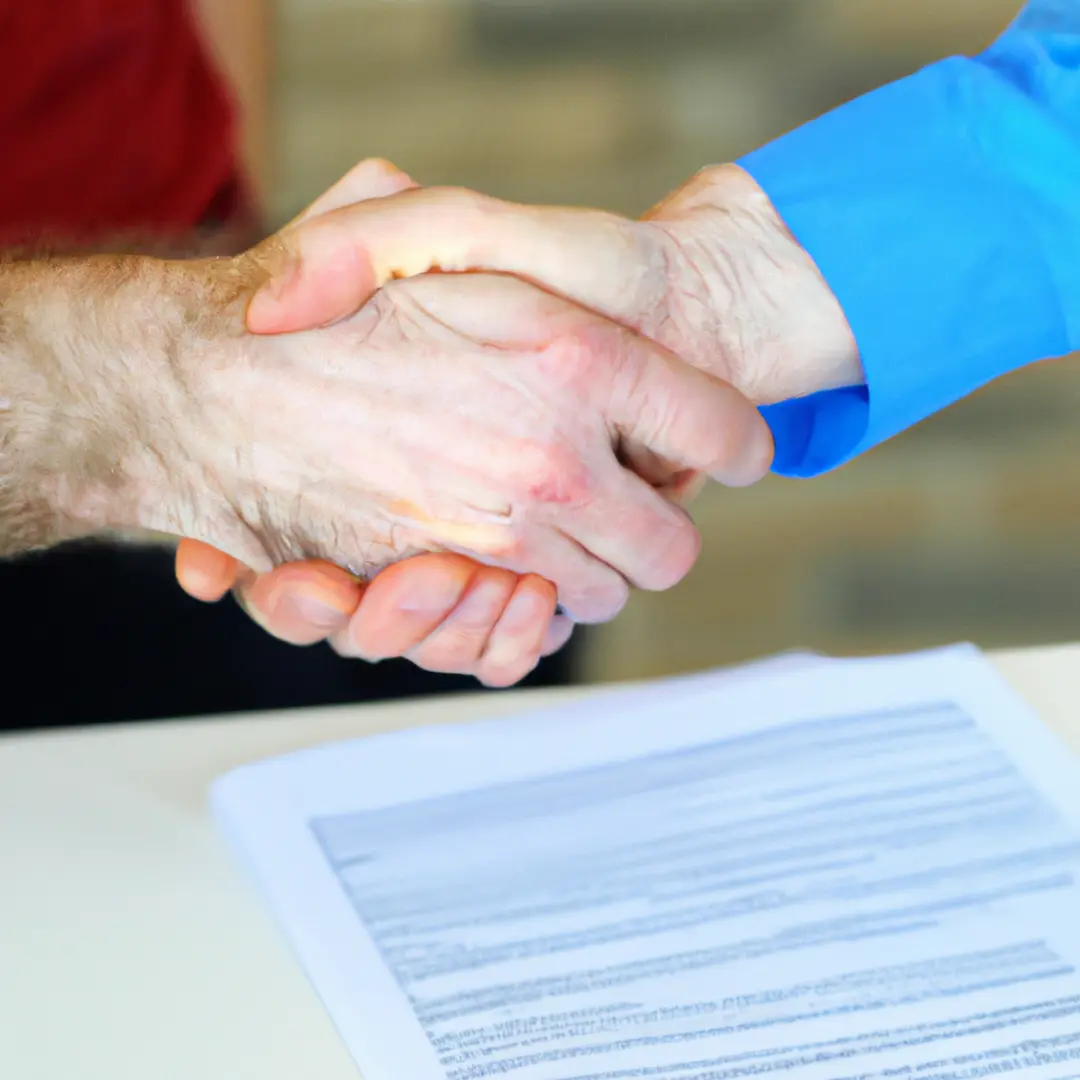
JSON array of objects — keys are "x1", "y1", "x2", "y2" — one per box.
[{"x1": 4, "y1": 644, "x2": 1080, "y2": 1080}]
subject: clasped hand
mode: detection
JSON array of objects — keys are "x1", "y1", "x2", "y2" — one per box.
[{"x1": 174, "y1": 159, "x2": 858, "y2": 686}]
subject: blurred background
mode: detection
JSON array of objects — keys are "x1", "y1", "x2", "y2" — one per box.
[
  {"x1": 265, "y1": 0, "x2": 1080, "y2": 684},
  {"x1": 5, "y1": 0, "x2": 1077, "y2": 731}
]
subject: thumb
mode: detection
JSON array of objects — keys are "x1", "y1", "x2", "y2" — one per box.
[
  {"x1": 247, "y1": 158, "x2": 421, "y2": 335},
  {"x1": 246, "y1": 187, "x2": 664, "y2": 337},
  {"x1": 288, "y1": 157, "x2": 420, "y2": 227}
]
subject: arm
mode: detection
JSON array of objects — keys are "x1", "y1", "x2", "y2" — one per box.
[
  {"x1": 178, "y1": 2, "x2": 1080, "y2": 675},
  {"x1": 2, "y1": 245, "x2": 574, "y2": 684},
  {"x1": 245, "y1": 4, "x2": 1080, "y2": 484},
  {"x1": 1, "y1": 241, "x2": 768, "y2": 631},
  {"x1": 177, "y1": 159, "x2": 856, "y2": 676},
  {"x1": 743, "y1": 0, "x2": 1080, "y2": 475},
  {"x1": 0, "y1": 254, "x2": 206, "y2": 558}
]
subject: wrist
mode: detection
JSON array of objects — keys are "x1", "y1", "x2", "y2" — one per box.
[
  {"x1": 0, "y1": 254, "x2": 242, "y2": 556},
  {"x1": 117, "y1": 254, "x2": 275, "y2": 566},
  {"x1": 643, "y1": 163, "x2": 863, "y2": 405}
]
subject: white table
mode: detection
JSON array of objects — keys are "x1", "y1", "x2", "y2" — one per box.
[{"x1": 4, "y1": 645, "x2": 1080, "y2": 1080}]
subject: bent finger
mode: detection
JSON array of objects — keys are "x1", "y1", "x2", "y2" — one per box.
[
  {"x1": 288, "y1": 158, "x2": 419, "y2": 227},
  {"x1": 607, "y1": 328, "x2": 775, "y2": 489},
  {"x1": 541, "y1": 614, "x2": 576, "y2": 657},
  {"x1": 333, "y1": 554, "x2": 481, "y2": 661},
  {"x1": 476, "y1": 576, "x2": 558, "y2": 688},
  {"x1": 405, "y1": 570, "x2": 518, "y2": 676},
  {"x1": 553, "y1": 327, "x2": 772, "y2": 594},
  {"x1": 234, "y1": 561, "x2": 362, "y2": 646},
  {"x1": 175, "y1": 538, "x2": 241, "y2": 602}
]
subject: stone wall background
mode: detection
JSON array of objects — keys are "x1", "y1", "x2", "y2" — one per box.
[{"x1": 270, "y1": 0, "x2": 1080, "y2": 682}]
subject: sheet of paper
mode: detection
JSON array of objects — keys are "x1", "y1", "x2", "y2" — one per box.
[{"x1": 214, "y1": 646, "x2": 1080, "y2": 1080}]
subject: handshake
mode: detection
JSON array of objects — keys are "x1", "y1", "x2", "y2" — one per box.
[
  {"x1": 4, "y1": 158, "x2": 861, "y2": 687},
  {"x1": 175, "y1": 159, "x2": 863, "y2": 686}
]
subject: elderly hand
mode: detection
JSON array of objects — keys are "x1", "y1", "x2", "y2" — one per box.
[
  {"x1": 248, "y1": 162, "x2": 861, "y2": 405},
  {"x1": 177, "y1": 160, "x2": 826, "y2": 684},
  {"x1": 177, "y1": 162, "x2": 577, "y2": 686}
]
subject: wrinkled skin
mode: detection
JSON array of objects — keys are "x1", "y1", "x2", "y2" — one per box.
[
  {"x1": 177, "y1": 158, "x2": 857, "y2": 686},
  {"x1": 174, "y1": 162, "x2": 572, "y2": 687},
  {"x1": 186, "y1": 253, "x2": 770, "y2": 597},
  {"x1": 178, "y1": 162, "x2": 578, "y2": 687}
]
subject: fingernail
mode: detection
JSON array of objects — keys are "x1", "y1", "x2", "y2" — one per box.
[
  {"x1": 395, "y1": 571, "x2": 470, "y2": 615},
  {"x1": 278, "y1": 588, "x2": 350, "y2": 630}
]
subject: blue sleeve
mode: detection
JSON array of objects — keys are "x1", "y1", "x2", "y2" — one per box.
[{"x1": 739, "y1": 0, "x2": 1080, "y2": 478}]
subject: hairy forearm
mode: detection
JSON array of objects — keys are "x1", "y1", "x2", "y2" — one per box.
[{"x1": 0, "y1": 254, "x2": 226, "y2": 558}]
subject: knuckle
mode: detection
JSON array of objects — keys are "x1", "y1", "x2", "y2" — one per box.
[
  {"x1": 429, "y1": 185, "x2": 492, "y2": 217},
  {"x1": 511, "y1": 441, "x2": 596, "y2": 508},
  {"x1": 543, "y1": 328, "x2": 610, "y2": 388},
  {"x1": 480, "y1": 527, "x2": 528, "y2": 563},
  {"x1": 500, "y1": 533, "x2": 529, "y2": 562},
  {"x1": 448, "y1": 605, "x2": 498, "y2": 638}
]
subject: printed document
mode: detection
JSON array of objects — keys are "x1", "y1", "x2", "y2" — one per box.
[{"x1": 213, "y1": 647, "x2": 1080, "y2": 1080}]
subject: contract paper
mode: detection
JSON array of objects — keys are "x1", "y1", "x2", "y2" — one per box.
[{"x1": 213, "y1": 646, "x2": 1080, "y2": 1080}]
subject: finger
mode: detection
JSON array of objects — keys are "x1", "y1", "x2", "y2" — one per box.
[
  {"x1": 248, "y1": 160, "x2": 421, "y2": 337},
  {"x1": 541, "y1": 614, "x2": 575, "y2": 657},
  {"x1": 405, "y1": 570, "x2": 518, "y2": 676},
  {"x1": 607, "y1": 328, "x2": 775, "y2": 489},
  {"x1": 334, "y1": 556, "x2": 561, "y2": 677},
  {"x1": 550, "y1": 466, "x2": 701, "y2": 596},
  {"x1": 246, "y1": 187, "x2": 657, "y2": 336},
  {"x1": 547, "y1": 329, "x2": 772, "y2": 594},
  {"x1": 288, "y1": 158, "x2": 419, "y2": 227},
  {"x1": 333, "y1": 554, "x2": 479, "y2": 661},
  {"x1": 476, "y1": 576, "x2": 558, "y2": 688},
  {"x1": 233, "y1": 561, "x2": 363, "y2": 646},
  {"x1": 492, "y1": 526, "x2": 630, "y2": 625},
  {"x1": 380, "y1": 273, "x2": 707, "y2": 608},
  {"x1": 616, "y1": 443, "x2": 704, "y2": 506},
  {"x1": 175, "y1": 538, "x2": 241, "y2": 602}
]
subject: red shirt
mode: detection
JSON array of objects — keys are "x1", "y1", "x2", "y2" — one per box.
[{"x1": 0, "y1": 0, "x2": 241, "y2": 248}]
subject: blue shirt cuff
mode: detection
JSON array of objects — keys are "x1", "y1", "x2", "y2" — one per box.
[{"x1": 740, "y1": 50, "x2": 1079, "y2": 478}]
